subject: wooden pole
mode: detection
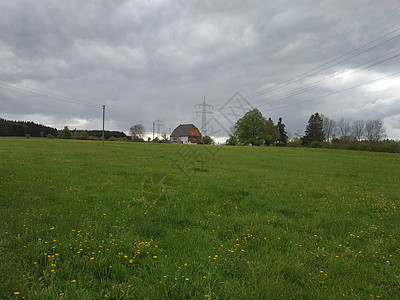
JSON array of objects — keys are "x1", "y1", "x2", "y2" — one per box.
[{"x1": 102, "y1": 105, "x2": 105, "y2": 146}]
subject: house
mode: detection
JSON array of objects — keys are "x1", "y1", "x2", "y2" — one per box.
[{"x1": 170, "y1": 124, "x2": 203, "y2": 144}]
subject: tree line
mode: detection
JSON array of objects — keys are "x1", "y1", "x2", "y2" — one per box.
[
  {"x1": 0, "y1": 118, "x2": 58, "y2": 137},
  {"x1": 57, "y1": 127, "x2": 128, "y2": 140},
  {"x1": 226, "y1": 109, "x2": 400, "y2": 153},
  {"x1": 0, "y1": 119, "x2": 127, "y2": 140},
  {"x1": 302, "y1": 113, "x2": 387, "y2": 145}
]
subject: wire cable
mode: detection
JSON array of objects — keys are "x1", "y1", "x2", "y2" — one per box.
[
  {"x1": 258, "y1": 71, "x2": 400, "y2": 111},
  {"x1": 249, "y1": 48, "x2": 400, "y2": 106},
  {"x1": 0, "y1": 79, "x2": 101, "y2": 108},
  {"x1": 245, "y1": 25, "x2": 400, "y2": 100}
]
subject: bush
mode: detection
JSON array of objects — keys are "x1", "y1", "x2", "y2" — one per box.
[
  {"x1": 320, "y1": 142, "x2": 331, "y2": 149},
  {"x1": 386, "y1": 141, "x2": 400, "y2": 153},
  {"x1": 309, "y1": 141, "x2": 321, "y2": 148},
  {"x1": 202, "y1": 135, "x2": 214, "y2": 145},
  {"x1": 345, "y1": 143, "x2": 357, "y2": 150},
  {"x1": 58, "y1": 126, "x2": 72, "y2": 139},
  {"x1": 358, "y1": 143, "x2": 368, "y2": 151},
  {"x1": 131, "y1": 137, "x2": 145, "y2": 142},
  {"x1": 287, "y1": 139, "x2": 302, "y2": 147}
]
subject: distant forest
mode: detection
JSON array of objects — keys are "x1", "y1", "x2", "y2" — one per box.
[
  {"x1": 0, "y1": 118, "x2": 127, "y2": 139},
  {"x1": 0, "y1": 118, "x2": 58, "y2": 137}
]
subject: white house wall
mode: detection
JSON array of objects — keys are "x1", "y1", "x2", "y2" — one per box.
[{"x1": 180, "y1": 136, "x2": 189, "y2": 144}]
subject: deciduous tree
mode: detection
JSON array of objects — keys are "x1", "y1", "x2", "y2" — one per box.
[
  {"x1": 350, "y1": 120, "x2": 365, "y2": 141},
  {"x1": 321, "y1": 114, "x2": 336, "y2": 141},
  {"x1": 365, "y1": 119, "x2": 386, "y2": 143},
  {"x1": 337, "y1": 118, "x2": 351, "y2": 138},
  {"x1": 129, "y1": 124, "x2": 145, "y2": 141},
  {"x1": 58, "y1": 126, "x2": 72, "y2": 139},
  {"x1": 234, "y1": 109, "x2": 266, "y2": 146},
  {"x1": 264, "y1": 118, "x2": 280, "y2": 146}
]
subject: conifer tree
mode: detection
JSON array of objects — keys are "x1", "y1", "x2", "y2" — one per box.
[
  {"x1": 302, "y1": 113, "x2": 323, "y2": 145},
  {"x1": 277, "y1": 117, "x2": 288, "y2": 145}
]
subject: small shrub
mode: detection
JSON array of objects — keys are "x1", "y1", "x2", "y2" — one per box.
[
  {"x1": 358, "y1": 143, "x2": 368, "y2": 151},
  {"x1": 287, "y1": 139, "x2": 302, "y2": 147},
  {"x1": 346, "y1": 143, "x2": 357, "y2": 150},
  {"x1": 386, "y1": 141, "x2": 400, "y2": 153},
  {"x1": 87, "y1": 136, "x2": 100, "y2": 140},
  {"x1": 320, "y1": 142, "x2": 331, "y2": 149},
  {"x1": 25, "y1": 134, "x2": 31, "y2": 139},
  {"x1": 309, "y1": 141, "x2": 321, "y2": 148}
]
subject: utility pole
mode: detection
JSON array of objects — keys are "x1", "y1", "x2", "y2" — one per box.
[
  {"x1": 153, "y1": 117, "x2": 164, "y2": 139},
  {"x1": 102, "y1": 105, "x2": 105, "y2": 146},
  {"x1": 195, "y1": 97, "x2": 213, "y2": 136}
]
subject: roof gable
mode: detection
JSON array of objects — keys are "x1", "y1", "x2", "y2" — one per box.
[{"x1": 171, "y1": 124, "x2": 200, "y2": 137}]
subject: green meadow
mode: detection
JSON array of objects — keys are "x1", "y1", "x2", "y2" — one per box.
[{"x1": 1, "y1": 137, "x2": 399, "y2": 299}]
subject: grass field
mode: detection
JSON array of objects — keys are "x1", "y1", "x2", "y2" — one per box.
[{"x1": 1, "y1": 137, "x2": 399, "y2": 299}]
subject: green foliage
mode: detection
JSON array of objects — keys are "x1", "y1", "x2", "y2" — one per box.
[
  {"x1": 303, "y1": 113, "x2": 324, "y2": 145},
  {"x1": 87, "y1": 135, "x2": 100, "y2": 140},
  {"x1": 131, "y1": 137, "x2": 145, "y2": 142},
  {"x1": 0, "y1": 118, "x2": 57, "y2": 137},
  {"x1": 264, "y1": 118, "x2": 280, "y2": 146},
  {"x1": 202, "y1": 135, "x2": 213, "y2": 145},
  {"x1": 309, "y1": 141, "x2": 321, "y2": 148},
  {"x1": 226, "y1": 135, "x2": 238, "y2": 146},
  {"x1": 287, "y1": 138, "x2": 303, "y2": 147},
  {"x1": 1, "y1": 139, "x2": 400, "y2": 299},
  {"x1": 72, "y1": 130, "x2": 88, "y2": 140},
  {"x1": 277, "y1": 117, "x2": 288, "y2": 145},
  {"x1": 58, "y1": 126, "x2": 72, "y2": 139},
  {"x1": 234, "y1": 109, "x2": 266, "y2": 146}
]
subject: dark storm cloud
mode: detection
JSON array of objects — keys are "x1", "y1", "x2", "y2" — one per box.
[{"x1": 1, "y1": 0, "x2": 400, "y2": 139}]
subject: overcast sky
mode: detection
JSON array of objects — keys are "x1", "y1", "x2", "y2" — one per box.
[{"x1": 1, "y1": 0, "x2": 400, "y2": 140}]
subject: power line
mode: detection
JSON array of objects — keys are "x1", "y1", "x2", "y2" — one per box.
[
  {"x1": 249, "y1": 47, "x2": 400, "y2": 106},
  {"x1": 258, "y1": 71, "x2": 400, "y2": 111},
  {"x1": 0, "y1": 79, "x2": 100, "y2": 108},
  {"x1": 245, "y1": 25, "x2": 400, "y2": 100}
]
